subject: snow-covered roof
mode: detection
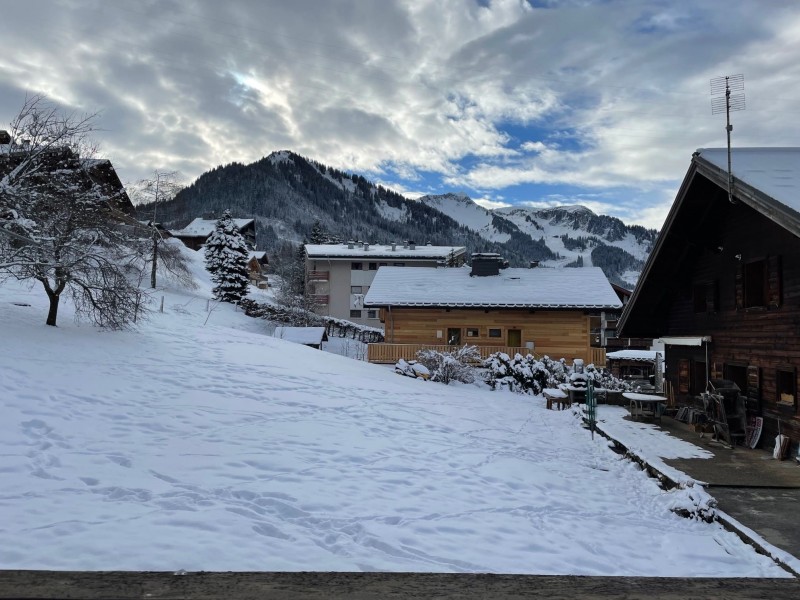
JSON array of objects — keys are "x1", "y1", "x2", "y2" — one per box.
[
  {"x1": 305, "y1": 243, "x2": 465, "y2": 260},
  {"x1": 365, "y1": 266, "x2": 622, "y2": 309},
  {"x1": 171, "y1": 218, "x2": 254, "y2": 237},
  {"x1": 606, "y1": 350, "x2": 659, "y2": 362},
  {"x1": 273, "y1": 326, "x2": 328, "y2": 345},
  {"x1": 696, "y1": 147, "x2": 800, "y2": 216}
]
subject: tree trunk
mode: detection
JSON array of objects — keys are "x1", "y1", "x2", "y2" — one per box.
[
  {"x1": 46, "y1": 291, "x2": 60, "y2": 326},
  {"x1": 150, "y1": 233, "x2": 158, "y2": 289}
]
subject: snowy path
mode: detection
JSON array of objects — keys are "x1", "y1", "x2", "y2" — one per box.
[{"x1": 0, "y1": 280, "x2": 789, "y2": 576}]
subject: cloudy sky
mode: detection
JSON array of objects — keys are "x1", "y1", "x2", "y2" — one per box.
[{"x1": 2, "y1": 0, "x2": 799, "y2": 229}]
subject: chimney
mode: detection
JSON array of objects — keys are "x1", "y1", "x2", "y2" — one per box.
[
  {"x1": 0, "y1": 130, "x2": 10, "y2": 145},
  {"x1": 529, "y1": 260, "x2": 539, "y2": 268},
  {"x1": 408, "y1": 240, "x2": 416, "y2": 250},
  {"x1": 347, "y1": 240, "x2": 354, "y2": 249},
  {"x1": 470, "y1": 253, "x2": 503, "y2": 277},
  {"x1": 363, "y1": 242, "x2": 369, "y2": 251},
  {"x1": 391, "y1": 242, "x2": 397, "y2": 251}
]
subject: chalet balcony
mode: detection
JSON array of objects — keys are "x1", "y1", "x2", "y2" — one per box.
[
  {"x1": 307, "y1": 270, "x2": 329, "y2": 281},
  {"x1": 368, "y1": 343, "x2": 607, "y2": 368},
  {"x1": 308, "y1": 294, "x2": 329, "y2": 305}
]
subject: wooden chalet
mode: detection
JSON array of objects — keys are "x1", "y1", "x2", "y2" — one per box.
[
  {"x1": 170, "y1": 217, "x2": 256, "y2": 251},
  {"x1": 247, "y1": 251, "x2": 269, "y2": 287},
  {"x1": 0, "y1": 133, "x2": 134, "y2": 217},
  {"x1": 618, "y1": 147, "x2": 800, "y2": 446},
  {"x1": 364, "y1": 254, "x2": 622, "y2": 365}
]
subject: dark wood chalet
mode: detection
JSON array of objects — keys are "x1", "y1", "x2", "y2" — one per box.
[{"x1": 618, "y1": 147, "x2": 800, "y2": 447}]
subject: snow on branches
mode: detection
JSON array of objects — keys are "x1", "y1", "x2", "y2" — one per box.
[{"x1": 204, "y1": 210, "x2": 250, "y2": 303}]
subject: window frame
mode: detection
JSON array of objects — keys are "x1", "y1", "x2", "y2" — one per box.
[
  {"x1": 350, "y1": 286, "x2": 363, "y2": 294},
  {"x1": 349, "y1": 309, "x2": 362, "y2": 318},
  {"x1": 488, "y1": 328, "x2": 502, "y2": 339},
  {"x1": 776, "y1": 366, "x2": 796, "y2": 408},
  {"x1": 351, "y1": 262, "x2": 363, "y2": 271}
]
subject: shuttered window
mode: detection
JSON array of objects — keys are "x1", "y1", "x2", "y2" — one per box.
[{"x1": 735, "y1": 255, "x2": 782, "y2": 310}]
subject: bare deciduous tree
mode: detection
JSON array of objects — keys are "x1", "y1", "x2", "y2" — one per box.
[
  {"x1": 129, "y1": 170, "x2": 192, "y2": 289},
  {"x1": 0, "y1": 94, "x2": 145, "y2": 328}
]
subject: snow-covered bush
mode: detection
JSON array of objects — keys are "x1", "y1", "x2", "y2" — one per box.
[
  {"x1": 415, "y1": 345, "x2": 480, "y2": 385},
  {"x1": 395, "y1": 359, "x2": 430, "y2": 380},
  {"x1": 485, "y1": 353, "x2": 631, "y2": 396},
  {"x1": 484, "y1": 352, "x2": 550, "y2": 395}
]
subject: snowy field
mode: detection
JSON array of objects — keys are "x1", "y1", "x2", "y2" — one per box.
[{"x1": 0, "y1": 258, "x2": 789, "y2": 576}]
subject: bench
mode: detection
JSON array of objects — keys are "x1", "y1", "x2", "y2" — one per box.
[{"x1": 544, "y1": 388, "x2": 569, "y2": 410}]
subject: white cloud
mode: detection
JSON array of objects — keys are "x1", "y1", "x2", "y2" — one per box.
[{"x1": 0, "y1": 0, "x2": 798, "y2": 228}]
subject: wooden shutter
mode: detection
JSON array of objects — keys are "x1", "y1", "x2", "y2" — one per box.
[
  {"x1": 734, "y1": 263, "x2": 743, "y2": 310},
  {"x1": 706, "y1": 280, "x2": 719, "y2": 313},
  {"x1": 678, "y1": 359, "x2": 690, "y2": 394},
  {"x1": 767, "y1": 255, "x2": 782, "y2": 309}
]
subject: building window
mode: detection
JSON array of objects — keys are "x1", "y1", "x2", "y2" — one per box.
[
  {"x1": 694, "y1": 281, "x2": 719, "y2": 313},
  {"x1": 744, "y1": 260, "x2": 766, "y2": 308},
  {"x1": 393, "y1": 262, "x2": 405, "y2": 267},
  {"x1": 447, "y1": 328, "x2": 461, "y2": 345},
  {"x1": 349, "y1": 309, "x2": 361, "y2": 318},
  {"x1": 368, "y1": 262, "x2": 377, "y2": 270},
  {"x1": 693, "y1": 284, "x2": 707, "y2": 313},
  {"x1": 466, "y1": 328, "x2": 479, "y2": 338},
  {"x1": 351, "y1": 262, "x2": 363, "y2": 270},
  {"x1": 379, "y1": 262, "x2": 388, "y2": 267},
  {"x1": 351, "y1": 286, "x2": 362, "y2": 294},
  {"x1": 777, "y1": 368, "x2": 796, "y2": 406},
  {"x1": 488, "y1": 328, "x2": 501, "y2": 338},
  {"x1": 367, "y1": 310, "x2": 377, "y2": 319}
]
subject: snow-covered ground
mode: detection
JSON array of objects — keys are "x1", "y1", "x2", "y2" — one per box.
[{"x1": 0, "y1": 253, "x2": 789, "y2": 576}]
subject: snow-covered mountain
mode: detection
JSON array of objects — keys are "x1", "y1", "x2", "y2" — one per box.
[{"x1": 419, "y1": 194, "x2": 657, "y2": 287}]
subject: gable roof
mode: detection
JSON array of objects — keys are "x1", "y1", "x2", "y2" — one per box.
[
  {"x1": 305, "y1": 243, "x2": 465, "y2": 260},
  {"x1": 364, "y1": 266, "x2": 622, "y2": 309},
  {"x1": 695, "y1": 147, "x2": 800, "y2": 237},
  {"x1": 618, "y1": 147, "x2": 800, "y2": 336},
  {"x1": 171, "y1": 217, "x2": 255, "y2": 238}
]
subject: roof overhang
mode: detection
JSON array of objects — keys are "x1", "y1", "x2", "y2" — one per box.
[{"x1": 656, "y1": 336, "x2": 712, "y2": 346}]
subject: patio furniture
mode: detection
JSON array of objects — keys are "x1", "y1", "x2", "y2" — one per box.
[
  {"x1": 544, "y1": 388, "x2": 569, "y2": 410},
  {"x1": 624, "y1": 392, "x2": 668, "y2": 423}
]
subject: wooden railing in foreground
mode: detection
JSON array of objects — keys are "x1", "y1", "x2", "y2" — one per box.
[{"x1": 367, "y1": 344, "x2": 530, "y2": 364}]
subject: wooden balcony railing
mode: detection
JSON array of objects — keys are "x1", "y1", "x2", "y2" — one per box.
[
  {"x1": 367, "y1": 344, "x2": 531, "y2": 364},
  {"x1": 589, "y1": 347, "x2": 607, "y2": 368},
  {"x1": 308, "y1": 294, "x2": 329, "y2": 305},
  {"x1": 307, "y1": 270, "x2": 329, "y2": 281}
]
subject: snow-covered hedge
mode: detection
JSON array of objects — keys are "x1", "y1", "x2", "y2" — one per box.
[
  {"x1": 415, "y1": 345, "x2": 480, "y2": 385},
  {"x1": 484, "y1": 353, "x2": 631, "y2": 395}
]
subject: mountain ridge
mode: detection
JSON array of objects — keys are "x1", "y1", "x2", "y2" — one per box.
[{"x1": 137, "y1": 150, "x2": 656, "y2": 287}]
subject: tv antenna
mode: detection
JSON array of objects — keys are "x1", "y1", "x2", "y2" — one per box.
[{"x1": 710, "y1": 74, "x2": 745, "y2": 204}]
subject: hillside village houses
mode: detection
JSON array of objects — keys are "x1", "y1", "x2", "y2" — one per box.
[
  {"x1": 619, "y1": 147, "x2": 800, "y2": 448},
  {"x1": 364, "y1": 253, "x2": 622, "y2": 365},
  {"x1": 304, "y1": 241, "x2": 466, "y2": 327}
]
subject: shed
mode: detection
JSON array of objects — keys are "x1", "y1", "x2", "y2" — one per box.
[{"x1": 273, "y1": 327, "x2": 328, "y2": 349}]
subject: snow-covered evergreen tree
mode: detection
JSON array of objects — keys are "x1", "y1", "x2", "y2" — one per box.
[{"x1": 204, "y1": 211, "x2": 249, "y2": 303}]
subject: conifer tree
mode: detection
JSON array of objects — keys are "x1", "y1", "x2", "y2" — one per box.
[{"x1": 205, "y1": 210, "x2": 249, "y2": 303}]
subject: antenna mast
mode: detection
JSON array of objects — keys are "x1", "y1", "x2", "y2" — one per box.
[{"x1": 710, "y1": 74, "x2": 745, "y2": 204}]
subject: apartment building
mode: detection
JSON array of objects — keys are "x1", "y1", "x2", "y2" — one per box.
[{"x1": 305, "y1": 241, "x2": 466, "y2": 327}]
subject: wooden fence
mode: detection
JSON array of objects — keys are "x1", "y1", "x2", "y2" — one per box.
[{"x1": 367, "y1": 344, "x2": 530, "y2": 364}]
